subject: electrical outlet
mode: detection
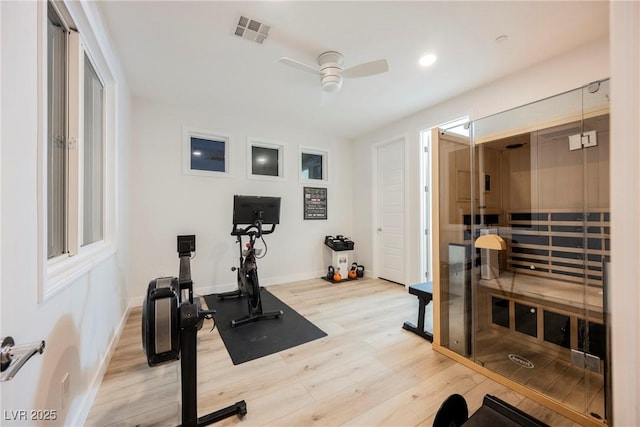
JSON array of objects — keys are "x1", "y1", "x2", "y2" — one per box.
[{"x1": 61, "y1": 373, "x2": 70, "y2": 410}]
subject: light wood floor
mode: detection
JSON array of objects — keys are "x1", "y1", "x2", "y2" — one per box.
[
  {"x1": 86, "y1": 278, "x2": 580, "y2": 427},
  {"x1": 475, "y1": 330, "x2": 605, "y2": 419}
]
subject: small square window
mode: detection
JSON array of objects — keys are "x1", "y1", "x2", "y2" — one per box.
[
  {"x1": 191, "y1": 137, "x2": 225, "y2": 172},
  {"x1": 302, "y1": 153, "x2": 323, "y2": 179},
  {"x1": 252, "y1": 146, "x2": 279, "y2": 176},
  {"x1": 183, "y1": 128, "x2": 231, "y2": 177},
  {"x1": 247, "y1": 138, "x2": 285, "y2": 181},
  {"x1": 300, "y1": 147, "x2": 328, "y2": 183}
]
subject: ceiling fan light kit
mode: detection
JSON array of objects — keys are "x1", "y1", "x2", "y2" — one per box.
[
  {"x1": 279, "y1": 50, "x2": 388, "y2": 94},
  {"x1": 321, "y1": 74, "x2": 343, "y2": 93}
]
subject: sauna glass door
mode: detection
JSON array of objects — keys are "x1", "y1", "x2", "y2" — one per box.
[{"x1": 466, "y1": 81, "x2": 609, "y2": 423}]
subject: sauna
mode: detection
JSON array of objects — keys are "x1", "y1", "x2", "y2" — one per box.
[{"x1": 432, "y1": 80, "x2": 611, "y2": 426}]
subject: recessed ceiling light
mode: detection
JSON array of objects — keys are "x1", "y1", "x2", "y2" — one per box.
[{"x1": 419, "y1": 54, "x2": 437, "y2": 68}]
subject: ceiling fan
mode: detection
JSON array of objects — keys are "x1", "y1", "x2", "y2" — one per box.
[{"x1": 279, "y1": 51, "x2": 389, "y2": 94}]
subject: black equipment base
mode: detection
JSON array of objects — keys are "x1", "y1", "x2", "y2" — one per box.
[
  {"x1": 230, "y1": 309, "x2": 283, "y2": 328},
  {"x1": 217, "y1": 288, "x2": 283, "y2": 327},
  {"x1": 433, "y1": 394, "x2": 468, "y2": 427},
  {"x1": 204, "y1": 289, "x2": 327, "y2": 365},
  {"x1": 433, "y1": 394, "x2": 550, "y2": 427},
  {"x1": 179, "y1": 303, "x2": 246, "y2": 426},
  {"x1": 320, "y1": 276, "x2": 358, "y2": 284},
  {"x1": 177, "y1": 401, "x2": 247, "y2": 427},
  {"x1": 402, "y1": 281, "x2": 433, "y2": 342}
]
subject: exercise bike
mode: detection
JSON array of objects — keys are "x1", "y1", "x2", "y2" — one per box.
[
  {"x1": 217, "y1": 195, "x2": 284, "y2": 327},
  {"x1": 142, "y1": 235, "x2": 247, "y2": 426}
]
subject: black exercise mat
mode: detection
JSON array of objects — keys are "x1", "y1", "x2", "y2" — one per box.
[{"x1": 203, "y1": 289, "x2": 327, "y2": 365}]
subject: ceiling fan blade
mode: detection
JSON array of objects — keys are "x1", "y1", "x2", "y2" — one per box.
[
  {"x1": 343, "y1": 59, "x2": 389, "y2": 78},
  {"x1": 278, "y1": 57, "x2": 321, "y2": 75}
]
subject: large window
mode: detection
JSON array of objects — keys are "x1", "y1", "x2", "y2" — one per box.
[
  {"x1": 47, "y1": 3, "x2": 67, "y2": 258},
  {"x1": 43, "y1": 1, "x2": 111, "y2": 298},
  {"x1": 82, "y1": 56, "x2": 104, "y2": 246},
  {"x1": 47, "y1": 3, "x2": 105, "y2": 258}
]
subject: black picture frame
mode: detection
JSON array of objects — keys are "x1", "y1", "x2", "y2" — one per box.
[{"x1": 303, "y1": 187, "x2": 327, "y2": 220}]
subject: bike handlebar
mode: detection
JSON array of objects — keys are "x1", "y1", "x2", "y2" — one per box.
[{"x1": 231, "y1": 222, "x2": 276, "y2": 237}]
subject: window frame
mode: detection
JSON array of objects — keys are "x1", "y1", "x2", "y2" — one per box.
[
  {"x1": 82, "y1": 54, "x2": 105, "y2": 247},
  {"x1": 182, "y1": 127, "x2": 232, "y2": 178},
  {"x1": 247, "y1": 137, "x2": 286, "y2": 181},
  {"x1": 38, "y1": 1, "x2": 116, "y2": 301},
  {"x1": 299, "y1": 146, "x2": 329, "y2": 184}
]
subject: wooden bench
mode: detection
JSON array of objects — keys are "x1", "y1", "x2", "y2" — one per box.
[
  {"x1": 478, "y1": 272, "x2": 606, "y2": 365},
  {"x1": 402, "y1": 281, "x2": 433, "y2": 342}
]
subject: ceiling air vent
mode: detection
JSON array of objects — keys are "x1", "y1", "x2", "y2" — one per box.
[{"x1": 234, "y1": 15, "x2": 270, "y2": 44}]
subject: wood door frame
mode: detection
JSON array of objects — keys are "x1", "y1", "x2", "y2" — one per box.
[
  {"x1": 371, "y1": 134, "x2": 409, "y2": 286},
  {"x1": 420, "y1": 130, "x2": 432, "y2": 283}
]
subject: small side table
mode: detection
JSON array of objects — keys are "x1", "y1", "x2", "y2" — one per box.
[{"x1": 402, "y1": 281, "x2": 433, "y2": 342}]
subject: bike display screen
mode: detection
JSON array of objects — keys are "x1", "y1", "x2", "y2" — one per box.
[{"x1": 233, "y1": 195, "x2": 281, "y2": 225}]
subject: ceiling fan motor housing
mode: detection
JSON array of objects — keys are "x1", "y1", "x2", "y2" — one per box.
[{"x1": 318, "y1": 51, "x2": 344, "y2": 93}]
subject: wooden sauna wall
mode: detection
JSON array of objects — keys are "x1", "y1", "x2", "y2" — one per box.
[{"x1": 501, "y1": 115, "x2": 610, "y2": 213}]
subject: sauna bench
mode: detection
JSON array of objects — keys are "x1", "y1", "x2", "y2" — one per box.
[
  {"x1": 477, "y1": 271, "x2": 607, "y2": 364},
  {"x1": 479, "y1": 271, "x2": 603, "y2": 318}
]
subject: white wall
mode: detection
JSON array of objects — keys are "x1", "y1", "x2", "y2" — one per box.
[
  {"x1": 351, "y1": 38, "x2": 609, "y2": 285},
  {"x1": 0, "y1": 2, "x2": 131, "y2": 425},
  {"x1": 128, "y1": 97, "x2": 354, "y2": 302}
]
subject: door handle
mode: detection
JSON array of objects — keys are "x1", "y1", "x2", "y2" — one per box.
[{"x1": 1, "y1": 336, "x2": 46, "y2": 382}]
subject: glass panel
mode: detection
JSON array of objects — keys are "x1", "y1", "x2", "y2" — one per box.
[
  {"x1": 47, "y1": 4, "x2": 67, "y2": 258},
  {"x1": 437, "y1": 123, "x2": 473, "y2": 357},
  {"x1": 581, "y1": 79, "x2": 610, "y2": 423},
  {"x1": 82, "y1": 55, "x2": 104, "y2": 246},
  {"x1": 190, "y1": 137, "x2": 225, "y2": 172},
  {"x1": 302, "y1": 152, "x2": 323, "y2": 180},
  {"x1": 435, "y1": 81, "x2": 611, "y2": 422},
  {"x1": 252, "y1": 146, "x2": 279, "y2": 176},
  {"x1": 459, "y1": 80, "x2": 610, "y2": 423}
]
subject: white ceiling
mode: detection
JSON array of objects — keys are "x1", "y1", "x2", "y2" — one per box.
[{"x1": 97, "y1": 1, "x2": 609, "y2": 140}]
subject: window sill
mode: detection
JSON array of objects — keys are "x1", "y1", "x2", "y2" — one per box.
[
  {"x1": 42, "y1": 241, "x2": 116, "y2": 302},
  {"x1": 247, "y1": 174, "x2": 286, "y2": 182},
  {"x1": 299, "y1": 177, "x2": 329, "y2": 186},
  {"x1": 183, "y1": 169, "x2": 234, "y2": 179}
]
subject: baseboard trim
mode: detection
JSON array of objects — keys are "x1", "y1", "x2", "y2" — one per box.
[
  {"x1": 72, "y1": 301, "x2": 133, "y2": 426},
  {"x1": 129, "y1": 271, "x2": 327, "y2": 307}
]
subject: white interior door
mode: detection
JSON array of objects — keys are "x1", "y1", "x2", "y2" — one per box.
[{"x1": 376, "y1": 138, "x2": 405, "y2": 284}]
